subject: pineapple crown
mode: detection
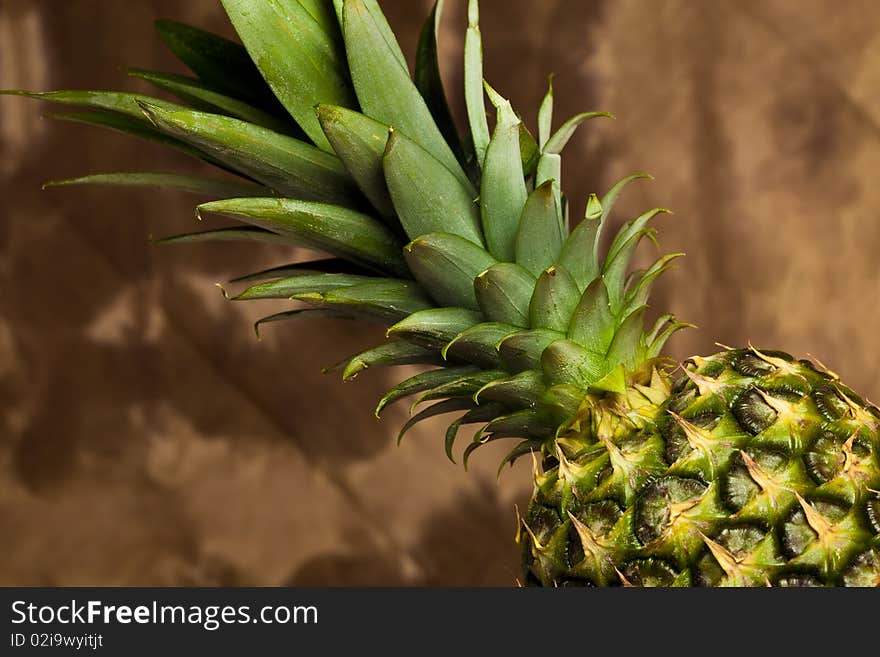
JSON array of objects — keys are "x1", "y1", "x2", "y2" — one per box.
[{"x1": 4, "y1": 0, "x2": 690, "y2": 469}]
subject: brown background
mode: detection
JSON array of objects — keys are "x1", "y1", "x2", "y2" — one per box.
[{"x1": 1, "y1": 0, "x2": 879, "y2": 586}]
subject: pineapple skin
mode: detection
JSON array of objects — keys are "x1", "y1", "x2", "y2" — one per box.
[{"x1": 522, "y1": 349, "x2": 880, "y2": 586}]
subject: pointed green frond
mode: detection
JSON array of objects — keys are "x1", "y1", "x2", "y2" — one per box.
[
  {"x1": 220, "y1": 0, "x2": 355, "y2": 151},
  {"x1": 387, "y1": 307, "x2": 484, "y2": 348},
  {"x1": 480, "y1": 84, "x2": 528, "y2": 261},
  {"x1": 567, "y1": 278, "x2": 615, "y2": 354},
  {"x1": 445, "y1": 403, "x2": 507, "y2": 463},
  {"x1": 480, "y1": 409, "x2": 554, "y2": 439},
  {"x1": 602, "y1": 208, "x2": 670, "y2": 310},
  {"x1": 383, "y1": 130, "x2": 483, "y2": 245},
  {"x1": 415, "y1": 0, "x2": 471, "y2": 171},
  {"x1": 544, "y1": 384, "x2": 588, "y2": 419},
  {"x1": 606, "y1": 306, "x2": 648, "y2": 369},
  {"x1": 295, "y1": 0, "x2": 343, "y2": 42},
  {"x1": 464, "y1": 410, "x2": 553, "y2": 468},
  {"x1": 475, "y1": 370, "x2": 546, "y2": 408},
  {"x1": 332, "y1": 0, "x2": 344, "y2": 23},
  {"x1": 155, "y1": 226, "x2": 292, "y2": 245},
  {"x1": 343, "y1": 0, "x2": 465, "y2": 182},
  {"x1": 585, "y1": 193, "x2": 602, "y2": 220},
  {"x1": 138, "y1": 103, "x2": 360, "y2": 206},
  {"x1": 341, "y1": 341, "x2": 443, "y2": 380},
  {"x1": 497, "y1": 328, "x2": 563, "y2": 372},
  {"x1": 233, "y1": 272, "x2": 375, "y2": 300},
  {"x1": 464, "y1": 0, "x2": 490, "y2": 168},
  {"x1": 515, "y1": 181, "x2": 563, "y2": 277},
  {"x1": 605, "y1": 208, "x2": 670, "y2": 268},
  {"x1": 621, "y1": 253, "x2": 684, "y2": 317},
  {"x1": 43, "y1": 172, "x2": 268, "y2": 198},
  {"x1": 543, "y1": 111, "x2": 613, "y2": 155},
  {"x1": 44, "y1": 111, "x2": 215, "y2": 165},
  {"x1": 497, "y1": 439, "x2": 544, "y2": 475},
  {"x1": 557, "y1": 174, "x2": 655, "y2": 289},
  {"x1": 529, "y1": 265, "x2": 580, "y2": 332},
  {"x1": 535, "y1": 152, "x2": 562, "y2": 196},
  {"x1": 594, "y1": 173, "x2": 653, "y2": 262},
  {"x1": 442, "y1": 322, "x2": 519, "y2": 368},
  {"x1": 474, "y1": 263, "x2": 536, "y2": 327},
  {"x1": 315, "y1": 280, "x2": 434, "y2": 319},
  {"x1": 541, "y1": 339, "x2": 605, "y2": 387},
  {"x1": 1, "y1": 89, "x2": 183, "y2": 120},
  {"x1": 413, "y1": 369, "x2": 506, "y2": 407},
  {"x1": 316, "y1": 105, "x2": 396, "y2": 220},
  {"x1": 230, "y1": 259, "x2": 372, "y2": 283},
  {"x1": 254, "y1": 308, "x2": 377, "y2": 339},
  {"x1": 154, "y1": 19, "x2": 281, "y2": 109},
  {"x1": 537, "y1": 76, "x2": 554, "y2": 151},
  {"x1": 646, "y1": 318, "x2": 695, "y2": 358},
  {"x1": 197, "y1": 197, "x2": 406, "y2": 276},
  {"x1": 590, "y1": 364, "x2": 627, "y2": 394},
  {"x1": 558, "y1": 210, "x2": 600, "y2": 289},
  {"x1": 128, "y1": 69, "x2": 294, "y2": 135},
  {"x1": 398, "y1": 398, "x2": 475, "y2": 445},
  {"x1": 519, "y1": 123, "x2": 541, "y2": 178},
  {"x1": 404, "y1": 233, "x2": 496, "y2": 310},
  {"x1": 376, "y1": 366, "x2": 480, "y2": 417}
]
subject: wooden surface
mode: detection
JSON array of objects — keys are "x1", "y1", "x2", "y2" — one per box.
[{"x1": 1, "y1": 0, "x2": 878, "y2": 585}]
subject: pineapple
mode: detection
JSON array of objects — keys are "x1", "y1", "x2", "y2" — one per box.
[{"x1": 5, "y1": 0, "x2": 879, "y2": 587}]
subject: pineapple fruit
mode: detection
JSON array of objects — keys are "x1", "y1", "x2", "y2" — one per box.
[{"x1": 4, "y1": 0, "x2": 879, "y2": 587}]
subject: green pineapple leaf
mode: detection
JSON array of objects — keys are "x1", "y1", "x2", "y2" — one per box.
[
  {"x1": 43, "y1": 172, "x2": 269, "y2": 198},
  {"x1": 404, "y1": 233, "x2": 497, "y2": 311},
  {"x1": 0, "y1": 89, "x2": 183, "y2": 119},
  {"x1": 603, "y1": 208, "x2": 670, "y2": 311},
  {"x1": 376, "y1": 366, "x2": 480, "y2": 417},
  {"x1": 415, "y1": 0, "x2": 472, "y2": 172},
  {"x1": 497, "y1": 329, "x2": 563, "y2": 372},
  {"x1": 315, "y1": 280, "x2": 434, "y2": 319},
  {"x1": 128, "y1": 68, "x2": 295, "y2": 135},
  {"x1": 445, "y1": 403, "x2": 507, "y2": 464},
  {"x1": 154, "y1": 226, "x2": 292, "y2": 246},
  {"x1": 220, "y1": 0, "x2": 355, "y2": 151},
  {"x1": 387, "y1": 307, "x2": 484, "y2": 348},
  {"x1": 568, "y1": 278, "x2": 615, "y2": 354},
  {"x1": 442, "y1": 322, "x2": 519, "y2": 367},
  {"x1": 316, "y1": 105, "x2": 397, "y2": 220},
  {"x1": 464, "y1": 0, "x2": 490, "y2": 168},
  {"x1": 197, "y1": 197, "x2": 407, "y2": 276},
  {"x1": 343, "y1": 0, "x2": 465, "y2": 182},
  {"x1": 537, "y1": 76, "x2": 554, "y2": 151},
  {"x1": 154, "y1": 19, "x2": 282, "y2": 110},
  {"x1": 253, "y1": 308, "x2": 380, "y2": 340},
  {"x1": 230, "y1": 259, "x2": 374, "y2": 284},
  {"x1": 340, "y1": 340, "x2": 444, "y2": 380},
  {"x1": 44, "y1": 111, "x2": 216, "y2": 166},
  {"x1": 481, "y1": 84, "x2": 529, "y2": 261},
  {"x1": 398, "y1": 398, "x2": 476, "y2": 445},
  {"x1": 543, "y1": 111, "x2": 613, "y2": 155},
  {"x1": 138, "y1": 103, "x2": 360, "y2": 205},
  {"x1": 541, "y1": 338, "x2": 605, "y2": 387},
  {"x1": 475, "y1": 370, "x2": 546, "y2": 408},
  {"x1": 516, "y1": 181, "x2": 563, "y2": 277},
  {"x1": 383, "y1": 130, "x2": 483, "y2": 245},
  {"x1": 474, "y1": 263, "x2": 536, "y2": 327},
  {"x1": 606, "y1": 306, "x2": 648, "y2": 369},
  {"x1": 529, "y1": 265, "x2": 580, "y2": 333},
  {"x1": 232, "y1": 273, "x2": 376, "y2": 300},
  {"x1": 412, "y1": 369, "x2": 506, "y2": 408}
]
